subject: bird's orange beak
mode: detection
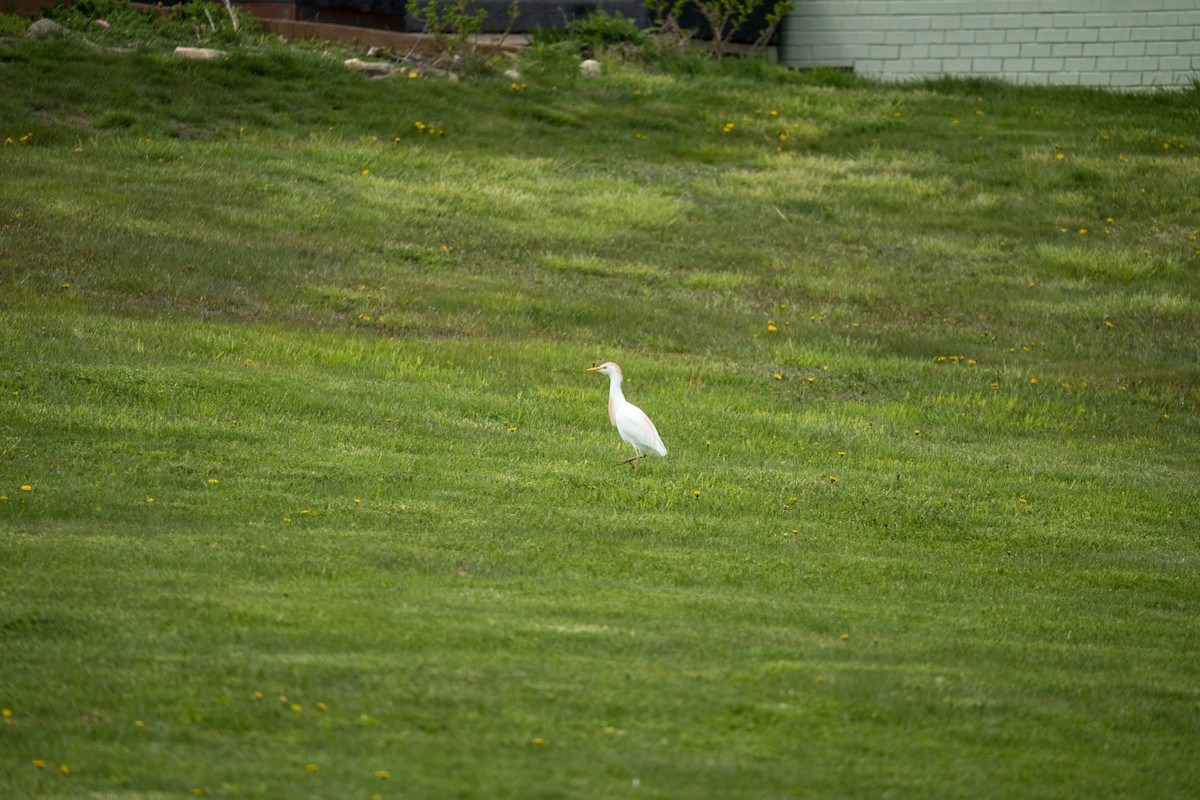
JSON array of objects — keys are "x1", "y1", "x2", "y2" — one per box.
[{"x1": 586, "y1": 365, "x2": 603, "y2": 372}]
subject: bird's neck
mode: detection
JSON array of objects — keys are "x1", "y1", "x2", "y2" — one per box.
[
  {"x1": 607, "y1": 374, "x2": 625, "y2": 426},
  {"x1": 607, "y1": 373, "x2": 625, "y2": 403}
]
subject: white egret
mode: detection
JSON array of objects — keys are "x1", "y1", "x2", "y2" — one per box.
[{"x1": 586, "y1": 361, "x2": 667, "y2": 472}]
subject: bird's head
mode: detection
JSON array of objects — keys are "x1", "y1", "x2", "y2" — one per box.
[{"x1": 587, "y1": 361, "x2": 622, "y2": 378}]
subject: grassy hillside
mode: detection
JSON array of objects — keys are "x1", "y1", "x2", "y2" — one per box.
[{"x1": 2, "y1": 18, "x2": 1198, "y2": 800}]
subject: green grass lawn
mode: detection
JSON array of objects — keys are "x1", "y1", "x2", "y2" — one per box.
[{"x1": 2, "y1": 20, "x2": 1199, "y2": 800}]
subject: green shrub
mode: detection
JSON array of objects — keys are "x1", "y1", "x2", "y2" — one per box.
[{"x1": 566, "y1": 7, "x2": 649, "y2": 54}]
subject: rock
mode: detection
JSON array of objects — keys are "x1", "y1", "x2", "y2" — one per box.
[
  {"x1": 503, "y1": 68, "x2": 522, "y2": 81},
  {"x1": 580, "y1": 59, "x2": 601, "y2": 75},
  {"x1": 25, "y1": 18, "x2": 70, "y2": 38},
  {"x1": 344, "y1": 58, "x2": 396, "y2": 76},
  {"x1": 175, "y1": 46, "x2": 228, "y2": 60}
]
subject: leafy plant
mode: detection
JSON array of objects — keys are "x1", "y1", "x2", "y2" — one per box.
[
  {"x1": 691, "y1": 0, "x2": 793, "y2": 60},
  {"x1": 644, "y1": 0, "x2": 693, "y2": 55},
  {"x1": 44, "y1": 0, "x2": 258, "y2": 47},
  {"x1": 406, "y1": 0, "x2": 517, "y2": 74},
  {"x1": 566, "y1": 6, "x2": 649, "y2": 54}
]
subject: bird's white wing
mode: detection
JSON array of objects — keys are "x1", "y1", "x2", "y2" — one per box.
[{"x1": 613, "y1": 402, "x2": 667, "y2": 457}]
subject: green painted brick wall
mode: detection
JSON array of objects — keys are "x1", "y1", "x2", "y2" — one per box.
[{"x1": 780, "y1": 0, "x2": 1200, "y2": 88}]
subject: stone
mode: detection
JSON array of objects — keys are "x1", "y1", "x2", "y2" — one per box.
[
  {"x1": 25, "y1": 18, "x2": 70, "y2": 38},
  {"x1": 175, "y1": 46, "x2": 228, "y2": 60},
  {"x1": 344, "y1": 58, "x2": 396, "y2": 76}
]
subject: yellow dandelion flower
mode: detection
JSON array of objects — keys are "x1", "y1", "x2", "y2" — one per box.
[
  {"x1": 1030, "y1": 378, "x2": 1038, "y2": 385},
  {"x1": 531, "y1": 737, "x2": 546, "y2": 746},
  {"x1": 33, "y1": 760, "x2": 46, "y2": 769},
  {"x1": 692, "y1": 490, "x2": 701, "y2": 497},
  {"x1": 991, "y1": 383, "x2": 1000, "y2": 390},
  {"x1": 773, "y1": 373, "x2": 782, "y2": 380},
  {"x1": 20, "y1": 484, "x2": 31, "y2": 491},
  {"x1": 291, "y1": 704, "x2": 302, "y2": 712},
  {"x1": 1019, "y1": 497, "x2": 1028, "y2": 504},
  {"x1": 59, "y1": 764, "x2": 70, "y2": 775},
  {"x1": 307, "y1": 763, "x2": 319, "y2": 772},
  {"x1": 376, "y1": 770, "x2": 390, "y2": 779},
  {"x1": 828, "y1": 475, "x2": 838, "y2": 482},
  {"x1": 408, "y1": 70, "x2": 418, "y2": 79},
  {"x1": 207, "y1": 478, "x2": 218, "y2": 485},
  {"x1": 146, "y1": 496, "x2": 154, "y2": 503},
  {"x1": 317, "y1": 702, "x2": 328, "y2": 711}
]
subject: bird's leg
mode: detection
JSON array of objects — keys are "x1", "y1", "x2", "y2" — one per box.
[{"x1": 614, "y1": 452, "x2": 644, "y2": 471}]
